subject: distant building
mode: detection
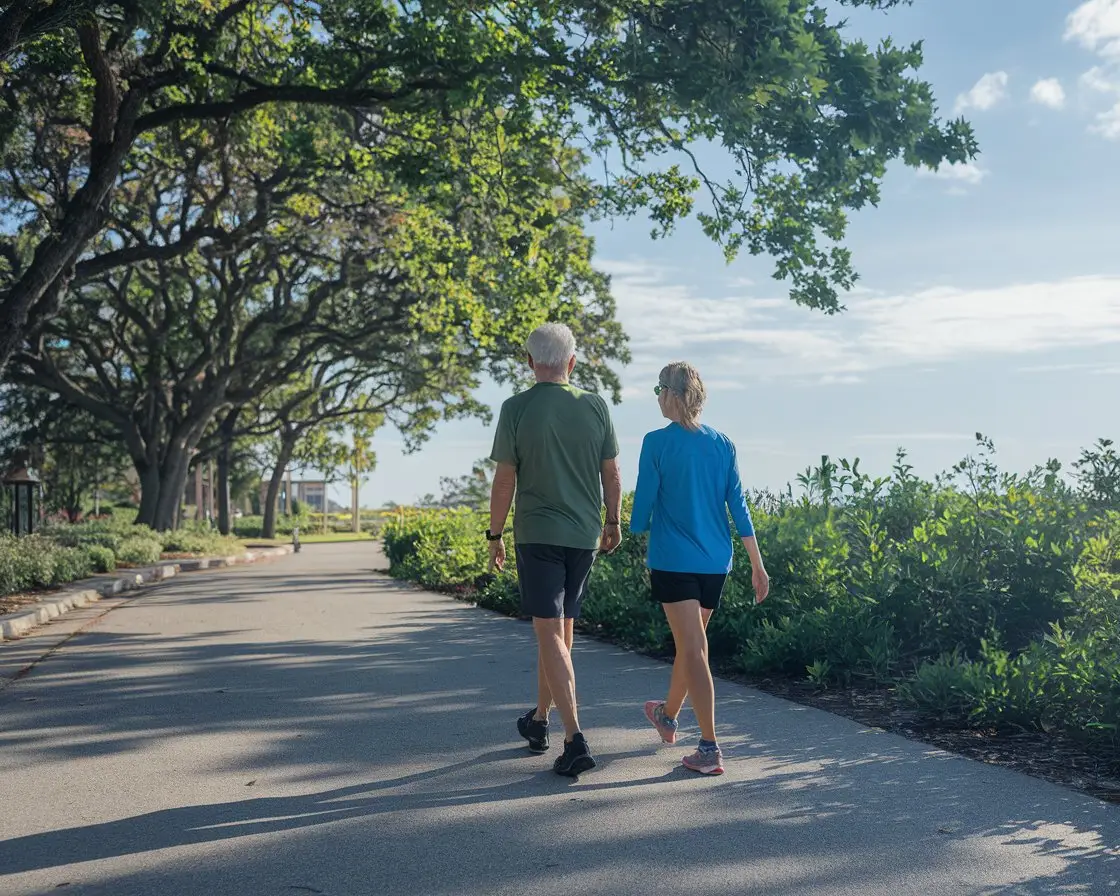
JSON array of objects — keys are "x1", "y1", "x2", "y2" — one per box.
[{"x1": 293, "y1": 480, "x2": 326, "y2": 512}]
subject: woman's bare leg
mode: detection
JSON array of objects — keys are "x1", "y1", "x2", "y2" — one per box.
[{"x1": 663, "y1": 607, "x2": 713, "y2": 721}]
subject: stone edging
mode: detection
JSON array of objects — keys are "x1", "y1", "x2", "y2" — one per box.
[{"x1": 0, "y1": 545, "x2": 294, "y2": 642}]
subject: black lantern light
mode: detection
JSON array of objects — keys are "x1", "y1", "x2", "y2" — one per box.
[{"x1": 3, "y1": 464, "x2": 41, "y2": 536}]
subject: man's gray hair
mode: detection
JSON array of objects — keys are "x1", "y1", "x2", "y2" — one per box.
[{"x1": 526, "y1": 322, "x2": 577, "y2": 369}]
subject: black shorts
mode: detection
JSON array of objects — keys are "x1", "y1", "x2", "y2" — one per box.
[
  {"x1": 515, "y1": 544, "x2": 597, "y2": 619},
  {"x1": 650, "y1": 569, "x2": 728, "y2": 611}
]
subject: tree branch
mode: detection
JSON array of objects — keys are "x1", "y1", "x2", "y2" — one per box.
[{"x1": 135, "y1": 79, "x2": 461, "y2": 134}]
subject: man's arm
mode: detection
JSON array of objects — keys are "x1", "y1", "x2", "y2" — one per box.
[
  {"x1": 599, "y1": 456, "x2": 623, "y2": 553},
  {"x1": 489, "y1": 462, "x2": 517, "y2": 536},
  {"x1": 600, "y1": 457, "x2": 622, "y2": 524}
]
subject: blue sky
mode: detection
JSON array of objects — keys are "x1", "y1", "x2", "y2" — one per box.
[{"x1": 356, "y1": 0, "x2": 1120, "y2": 508}]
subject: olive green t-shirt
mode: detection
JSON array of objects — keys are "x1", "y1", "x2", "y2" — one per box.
[{"x1": 490, "y1": 383, "x2": 619, "y2": 550}]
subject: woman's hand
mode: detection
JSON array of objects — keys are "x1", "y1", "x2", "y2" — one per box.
[
  {"x1": 752, "y1": 564, "x2": 770, "y2": 604},
  {"x1": 740, "y1": 535, "x2": 770, "y2": 604}
]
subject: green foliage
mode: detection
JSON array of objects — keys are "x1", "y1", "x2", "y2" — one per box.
[
  {"x1": 85, "y1": 545, "x2": 116, "y2": 574},
  {"x1": 1, "y1": 0, "x2": 976, "y2": 391},
  {"x1": 1074, "y1": 439, "x2": 1120, "y2": 509},
  {"x1": 2, "y1": 0, "x2": 976, "y2": 536},
  {"x1": 49, "y1": 545, "x2": 96, "y2": 584},
  {"x1": 115, "y1": 535, "x2": 163, "y2": 567},
  {"x1": 382, "y1": 509, "x2": 491, "y2": 591},
  {"x1": 160, "y1": 525, "x2": 242, "y2": 557},
  {"x1": 419, "y1": 458, "x2": 497, "y2": 510},
  {"x1": 0, "y1": 385, "x2": 131, "y2": 522},
  {"x1": 383, "y1": 437, "x2": 1119, "y2": 750},
  {"x1": 41, "y1": 517, "x2": 138, "y2": 553},
  {"x1": 0, "y1": 535, "x2": 94, "y2": 596},
  {"x1": 0, "y1": 515, "x2": 248, "y2": 595},
  {"x1": 233, "y1": 515, "x2": 306, "y2": 539},
  {"x1": 896, "y1": 650, "x2": 984, "y2": 721}
]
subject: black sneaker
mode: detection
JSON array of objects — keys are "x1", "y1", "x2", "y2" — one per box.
[
  {"x1": 553, "y1": 732, "x2": 596, "y2": 777},
  {"x1": 517, "y1": 708, "x2": 550, "y2": 753}
]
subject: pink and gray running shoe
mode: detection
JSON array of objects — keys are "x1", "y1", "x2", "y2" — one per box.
[
  {"x1": 682, "y1": 746, "x2": 725, "y2": 776},
  {"x1": 644, "y1": 700, "x2": 679, "y2": 745}
]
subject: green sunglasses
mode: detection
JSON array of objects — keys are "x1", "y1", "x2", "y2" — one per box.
[{"x1": 654, "y1": 383, "x2": 669, "y2": 396}]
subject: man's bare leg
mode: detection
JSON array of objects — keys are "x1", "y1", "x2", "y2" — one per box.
[
  {"x1": 535, "y1": 618, "x2": 574, "y2": 721},
  {"x1": 534, "y1": 617, "x2": 580, "y2": 739}
]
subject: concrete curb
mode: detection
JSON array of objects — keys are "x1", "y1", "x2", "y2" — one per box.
[{"x1": 0, "y1": 545, "x2": 293, "y2": 642}]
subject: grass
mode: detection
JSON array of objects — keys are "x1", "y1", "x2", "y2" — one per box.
[{"x1": 247, "y1": 532, "x2": 375, "y2": 546}]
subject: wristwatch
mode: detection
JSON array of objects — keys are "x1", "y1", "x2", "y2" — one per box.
[{"x1": 485, "y1": 528, "x2": 504, "y2": 541}]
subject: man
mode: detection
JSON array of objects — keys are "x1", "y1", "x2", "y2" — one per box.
[{"x1": 487, "y1": 322, "x2": 622, "y2": 777}]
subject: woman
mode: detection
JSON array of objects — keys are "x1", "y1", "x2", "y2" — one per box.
[{"x1": 630, "y1": 362, "x2": 770, "y2": 775}]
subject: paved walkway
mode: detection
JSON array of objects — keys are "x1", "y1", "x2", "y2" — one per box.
[{"x1": 1, "y1": 544, "x2": 1117, "y2": 895}]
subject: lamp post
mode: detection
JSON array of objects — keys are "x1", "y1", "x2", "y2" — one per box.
[{"x1": 3, "y1": 464, "x2": 42, "y2": 536}]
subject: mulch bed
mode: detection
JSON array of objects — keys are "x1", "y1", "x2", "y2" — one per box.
[
  {"x1": 0, "y1": 591, "x2": 54, "y2": 616},
  {"x1": 726, "y1": 670, "x2": 1120, "y2": 804},
  {"x1": 443, "y1": 577, "x2": 1120, "y2": 803}
]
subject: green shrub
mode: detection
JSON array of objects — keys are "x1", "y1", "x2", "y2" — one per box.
[
  {"x1": 160, "y1": 526, "x2": 240, "y2": 556},
  {"x1": 0, "y1": 535, "x2": 55, "y2": 594},
  {"x1": 232, "y1": 514, "x2": 304, "y2": 538},
  {"x1": 380, "y1": 436, "x2": 1120, "y2": 751},
  {"x1": 85, "y1": 545, "x2": 117, "y2": 573},
  {"x1": 0, "y1": 535, "x2": 94, "y2": 595},
  {"x1": 383, "y1": 508, "x2": 489, "y2": 590},
  {"x1": 115, "y1": 535, "x2": 163, "y2": 566},
  {"x1": 50, "y1": 546, "x2": 94, "y2": 584},
  {"x1": 897, "y1": 650, "x2": 984, "y2": 721}
]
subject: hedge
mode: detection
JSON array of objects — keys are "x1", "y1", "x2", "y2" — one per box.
[
  {"x1": 382, "y1": 444, "x2": 1120, "y2": 753},
  {"x1": 0, "y1": 535, "x2": 94, "y2": 596},
  {"x1": 2, "y1": 517, "x2": 244, "y2": 598}
]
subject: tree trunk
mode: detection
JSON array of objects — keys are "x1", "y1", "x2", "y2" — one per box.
[
  {"x1": 216, "y1": 411, "x2": 238, "y2": 536},
  {"x1": 351, "y1": 476, "x2": 360, "y2": 534},
  {"x1": 135, "y1": 462, "x2": 162, "y2": 528},
  {"x1": 262, "y1": 437, "x2": 295, "y2": 540},
  {"x1": 149, "y1": 443, "x2": 192, "y2": 532},
  {"x1": 134, "y1": 440, "x2": 195, "y2": 532}
]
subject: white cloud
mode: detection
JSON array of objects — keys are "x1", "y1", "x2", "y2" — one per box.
[
  {"x1": 1068, "y1": 2, "x2": 1120, "y2": 139},
  {"x1": 1092, "y1": 100, "x2": 1120, "y2": 138},
  {"x1": 1017, "y1": 361, "x2": 1120, "y2": 374},
  {"x1": 916, "y1": 162, "x2": 988, "y2": 196},
  {"x1": 954, "y1": 72, "x2": 1010, "y2": 114},
  {"x1": 1066, "y1": 0, "x2": 1120, "y2": 57},
  {"x1": 819, "y1": 374, "x2": 864, "y2": 386},
  {"x1": 1030, "y1": 78, "x2": 1067, "y2": 109},
  {"x1": 1080, "y1": 65, "x2": 1120, "y2": 93},
  {"x1": 853, "y1": 433, "x2": 976, "y2": 444},
  {"x1": 917, "y1": 162, "x2": 988, "y2": 186},
  {"x1": 851, "y1": 278, "x2": 1120, "y2": 361},
  {"x1": 604, "y1": 263, "x2": 1120, "y2": 385}
]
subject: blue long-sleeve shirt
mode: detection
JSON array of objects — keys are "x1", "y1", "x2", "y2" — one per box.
[{"x1": 629, "y1": 423, "x2": 755, "y2": 574}]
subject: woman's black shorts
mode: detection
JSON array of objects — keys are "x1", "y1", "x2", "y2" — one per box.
[{"x1": 650, "y1": 569, "x2": 728, "y2": 611}]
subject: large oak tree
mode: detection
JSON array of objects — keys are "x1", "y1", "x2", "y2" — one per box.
[
  {"x1": 0, "y1": 0, "x2": 976, "y2": 374},
  {"x1": 8, "y1": 98, "x2": 627, "y2": 529}
]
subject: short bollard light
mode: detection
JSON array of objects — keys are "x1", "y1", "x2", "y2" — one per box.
[
  {"x1": 292, "y1": 526, "x2": 301, "y2": 553},
  {"x1": 3, "y1": 463, "x2": 41, "y2": 536}
]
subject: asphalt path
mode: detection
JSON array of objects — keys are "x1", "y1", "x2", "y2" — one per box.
[{"x1": 1, "y1": 543, "x2": 1117, "y2": 895}]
